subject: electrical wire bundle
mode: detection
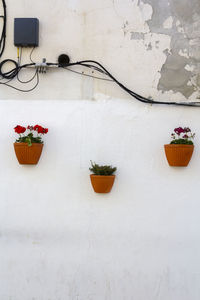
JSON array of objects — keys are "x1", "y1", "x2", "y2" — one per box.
[{"x1": 0, "y1": 53, "x2": 38, "y2": 92}]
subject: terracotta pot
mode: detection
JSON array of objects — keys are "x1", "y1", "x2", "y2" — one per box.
[
  {"x1": 164, "y1": 144, "x2": 194, "y2": 166},
  {"x1": 90, "y1": 174, "x2": 115, "y2": 193},
  {"x1": 14, "y1": 143, "x2": 44, "y2": 165}
]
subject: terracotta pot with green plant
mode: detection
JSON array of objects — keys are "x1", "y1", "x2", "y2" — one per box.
[
  {"x1": 14, "y1": 125, "x2": 48, "y2": 165},
  {"x1": 164, "y1": 126, "x2": 195, "y2": 166},
  {"x1": 89, "y1": 161, "x2": 117, "y2": 193}
]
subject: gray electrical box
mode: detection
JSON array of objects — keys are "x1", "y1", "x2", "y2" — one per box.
[{"x1": 14, "y1": 18, "x2": 39, "y2": 47}]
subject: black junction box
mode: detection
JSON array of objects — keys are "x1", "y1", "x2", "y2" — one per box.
[{"x1": 14, "y1": 18, "x2": 39, "y2": 47}]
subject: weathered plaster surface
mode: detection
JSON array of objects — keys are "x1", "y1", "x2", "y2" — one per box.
[{"x1": 138, "y1": 0, "x2": 200, "y2": 98}]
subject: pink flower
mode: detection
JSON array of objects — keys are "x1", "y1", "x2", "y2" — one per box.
[
  {"x1": 184, "y1": 127, "x2": 191, "y2": 133},
  {"x1": 174, "y1": 127, "x2": 184, "y2": 135}
]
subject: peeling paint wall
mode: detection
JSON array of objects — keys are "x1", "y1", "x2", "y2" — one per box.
[
  {"x1": 1, "y1": 1, "x2": 200, "y2": 300},
  {"x1": 1, "y1": 0, "x2": 200, "y2": 100},
  {"x1": 135, "y1": 0, "x2": 200, "y2": 98}
]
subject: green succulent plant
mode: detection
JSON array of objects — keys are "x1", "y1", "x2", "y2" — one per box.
[{"x1": 89, "y1": 161, "x2": 117, "y2": 176}]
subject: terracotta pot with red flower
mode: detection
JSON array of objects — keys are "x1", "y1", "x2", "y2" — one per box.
[
  {"x1": 89, "y1": 161, "x2": 117, "y2": 193},
  {"x1": 164, "y1": 126, "x2": 195, "y2": 167},
  {"x1": 14, "y1": 124, "x2": 48, "y2": 165}
]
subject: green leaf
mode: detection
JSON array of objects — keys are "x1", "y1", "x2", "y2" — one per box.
[{"x1": 25, "y1": 137, "x2": 32, "y2": 146}]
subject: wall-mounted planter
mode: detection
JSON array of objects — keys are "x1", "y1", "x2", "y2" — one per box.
[
  {"x1": 90, "y1": 174, "x2": 115, "y2": 193},
  {"x1": 14, "y1": 143, "x2": 43, "y2": 165},
  {"x1": 164, "y1": 144, "x2": 194, "y2": 166}
]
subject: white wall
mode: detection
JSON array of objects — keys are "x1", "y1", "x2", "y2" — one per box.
[{"x1": 0, "y1": 1, "x2": 200, "y2": 300}]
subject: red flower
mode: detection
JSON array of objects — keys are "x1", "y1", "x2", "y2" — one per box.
[
  {"x1": 43, "y1": 128, "x2": 48, "y2": 134},
  {"x1": 27, "y1": 125, "x2": 33, "y2": 130},
  {"x1": 14, "y1": 125, "x2": 26, "y2": 134},
  {"x1": 33, "y1": 124, "x2": 39, "y2": 131},
  {"x1": 38, "y1": 127, "x2": 44, "y2": 134},
  {"x1": 33, "y1": 124, "x2": 43, "y2": 133},
  {"x1": 34, "y1": 125, "x2": 48, "y2": 134}
]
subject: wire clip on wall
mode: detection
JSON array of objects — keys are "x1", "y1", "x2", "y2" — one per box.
[{"x1": 35, "y1": 58, "x2": 47, "y2": 73}]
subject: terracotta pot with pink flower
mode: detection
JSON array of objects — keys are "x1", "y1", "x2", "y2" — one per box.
[
  {"x1": 164, "y1": 127, "x2": 195, "y2": 167},
  {"x1": 14, "y1": 125, "x2": 48, "y2": 165}
]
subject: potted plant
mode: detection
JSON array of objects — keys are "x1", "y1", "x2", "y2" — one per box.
[
  {"x1": 89, "y1": 161, "x2": 117, "y2": 193},
  {"x1": 14, "y1": 124, "x2": 48, "y2": 165},
  {"x1": 164, "y1": 127, "x2": 195, "y2": 166}
]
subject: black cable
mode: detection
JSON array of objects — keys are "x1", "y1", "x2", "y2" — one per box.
[
  {"x1": 76, "y1": 61, "x2": 166, "y2": 104},
  {"x1": 0, "y1": 59, "x2": 19, "y2": 79},
  {"x1": 0, "y1": 44, "x2": 39, "y2": 91},
  {"x1": 29, "y1": 47, "x2": 35, "y2": 63},
  {"x1": 17, "y1": 68, "x2": 38, "y2": 84},
  {"x1": 0, "y1": 70, "x2": 39, "y2": 92},
  {"x1": 63, "y1": 67, "x2": 113, "y2": 82},
  {"x1": 0, "y1": 41, "x2": 199, "y2": 105},
  {"x1": 78, "y1": 62, "x2": 150, "y2": 104},
  {"x1": 0, "y1": 76, "x2": 15, "y2": 84},
  {"x1": 0, "y1": 0, "x2": 6, "y2": 59},
  {"x1": 78, "y1": 63, "x2": 107, "y2": 75},
  {"x1": 59, "y1": 60, "x2": 151, "y2": 104},
  {"x1": 0, "y1": 57, "x2": 199, "y2": 106},
  {"x1": 60, "y1": 61, "x2": 158, "y2": 104},
  {"x1": 0, "y1": 59, "x2": 35, "y2": 79},
  {"x1": 62, "y1": 60, "x2": 200, "y2": 107},
  {"x1": 17, "y1": 47, "x2": 38, "y2": 84}
]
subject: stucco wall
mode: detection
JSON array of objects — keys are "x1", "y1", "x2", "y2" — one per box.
[{"x1": 1, "y1": 0, "x2": 200, "y2": 299}]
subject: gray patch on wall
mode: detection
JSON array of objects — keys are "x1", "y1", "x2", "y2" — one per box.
[
  {"x1": 139, "y1": 0, "x2": 200, "y2": 98},
  {"x1": 131, "y1": 32, "x2": 145, "y2": 40}
]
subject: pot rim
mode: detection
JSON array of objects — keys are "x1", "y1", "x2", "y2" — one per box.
[
  {"x1": 164, "y1": 144, "x2": 194, "y2": 147},
  {"x1": 14, "y1": 142, "x2": 44, "y2": 146},
  {"x1": 90, "y1": 174, "x2": 116, "y2": 178}
]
